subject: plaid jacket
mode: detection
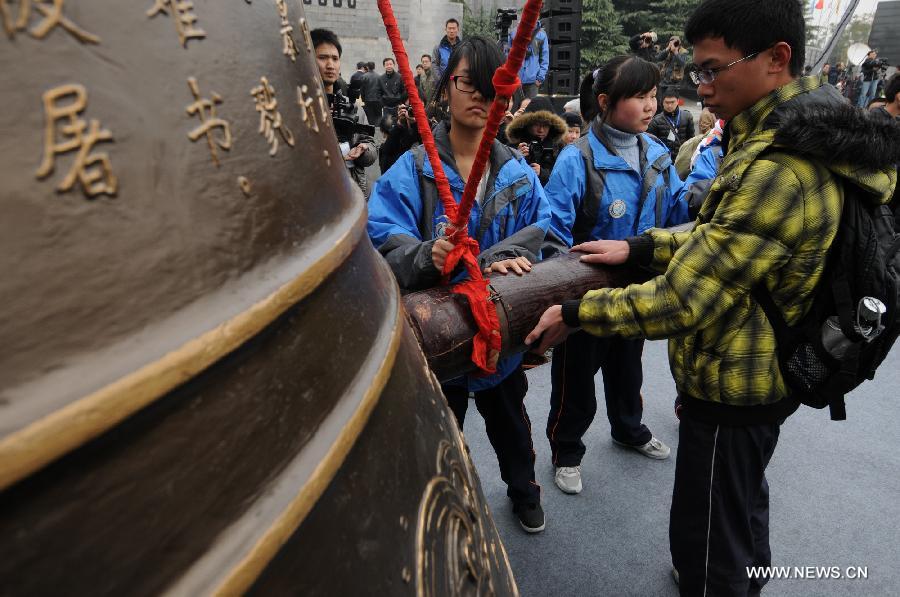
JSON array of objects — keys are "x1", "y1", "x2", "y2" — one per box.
[{"x1": 570, "y1": 78, "x2": 897, "y2": 408}]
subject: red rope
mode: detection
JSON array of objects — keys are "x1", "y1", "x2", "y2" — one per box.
[{"x1": 376, "y1": 0, "x2": 543, "y2": 374}]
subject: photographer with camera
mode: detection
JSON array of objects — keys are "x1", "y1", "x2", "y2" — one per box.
[
  {"x1": 311, "y1": 29, "x2": 376, "y2": 197},
  {"x1": 858, "y1": 49, "x2": 887, "y2": 108},
  {"x1": 655, "y1": 36, "x2": 686, "y2": 113},
  {"x1": 377, "y1": 103, "x2": 421, "y2": 174},
  {"x1": 506, "y1": 97, "x2": 566, "y2": 186},
  {"x1": 629, "y1": 31, "x2": 657, "y2": 62}
]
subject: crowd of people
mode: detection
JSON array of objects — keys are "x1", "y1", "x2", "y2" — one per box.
[{"x1": 308, "y1": 0, "x2": 900, "y2": 594}]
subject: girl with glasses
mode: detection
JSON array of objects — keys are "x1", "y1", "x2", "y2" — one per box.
[{"x1": 367, "y1": 36, "x2": 551, "y2": 533}]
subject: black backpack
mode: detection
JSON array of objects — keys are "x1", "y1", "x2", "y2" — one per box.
[{"x1": 753, "y1": 186, "x2": 900, "y2": 420}]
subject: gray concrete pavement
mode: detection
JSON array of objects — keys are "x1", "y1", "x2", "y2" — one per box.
[{"x1": 463, "y1": 340, "x2": 900, "y2": 596}]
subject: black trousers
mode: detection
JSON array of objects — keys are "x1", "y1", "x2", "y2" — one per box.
[
  {"x1": 670, "y1": 413, "x2": 780, "y2": 597},
  {"x1": 443, "y1": 369, "x2": 541, "y2": 506},
  {"x1": 547, "y1": 332, "x2": 651, "y2": 467},
  {"x1": 363, "y1": 101, "x2": 382, "y2": 126}
]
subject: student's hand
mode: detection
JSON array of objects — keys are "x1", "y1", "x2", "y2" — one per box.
[
  {"x1": 571, "y1": 239, "x2": 630, "y2": 265},
  {"x1": 525, "y1": 305, "x2": 574, "y2": 353},
  {"x1": 432, "y1": 238, "x2": 455, "y2": 271},
  {"x1": 484, "y1": 256, "x2": 532, "y2": 276},
  {"x1": 517, "y1": 142, "x2": 530, "y2": 157},
  {"x1": 530, "y1": 163, "x2": 541, "y2": 177},
  {"x1": 503, "y1": 111, "x2": 515, "y2": 124},
  {"x1": 347, "y1": 145, "x2": 365, "y2": 160}
]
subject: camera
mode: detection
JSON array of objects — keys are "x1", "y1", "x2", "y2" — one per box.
[
  {"x1": 526, "y1": 141, "x2": 554, "y2": 167},
  {"x1": 495, "y1": 8, "x2": 517, "y2": 43},
  {"x1": 328, "y1": 90, "x2": 375, "y2": 144}
]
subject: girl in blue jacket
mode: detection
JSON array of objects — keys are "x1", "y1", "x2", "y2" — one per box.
[
  {"x1": 541, "y1": 56, "x2": 689, "y2": 496},
  {"x1": 367, "y1": 37, "x2": 551, "y2": 533}
]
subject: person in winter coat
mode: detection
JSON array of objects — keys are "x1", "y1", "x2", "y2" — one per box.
[
  {"x1": 674, "y1": 108, "x2": 716, "y2": 177},
  {"x1": 417, "y1": 54, "x2": 438, "y2": 104},
  {"x1": 539, "y1": 55, "x2": 688, "y2": 499},
  {"x1": 506, "y1": 96, "x2": 567, "y2": 186},
  {"x1": 507, "y1": 19, "x2": 549, "y2": 98},
  {"x1": 311, "y1": 29, "x2": 376, "y2": 197},
  {"x1": 367, "y1": 36, "x2": 552, "y2": 534},
  {"x1": 527, "y1": 1, "x2": 898, "y2": 594},
  {"x1": 378, "y1": 57, "x2": 408, "y2": 121},
  {"x1": 647, "y1": 90, "x2": 696, "y2": 160},
  {"x1": 432, "y1": 18, "x2": 461, "y2": 80}
]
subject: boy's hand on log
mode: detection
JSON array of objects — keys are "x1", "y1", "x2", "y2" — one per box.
[
  {"x1": 432, "y1": 238, "x2": 455, "y2": 271},
  {"x1": 484, "y1": 256, "x2": 532, "y2": 276},
  {"x1": 571, "y1": 239, "x2": 630, "y2": 265},
  {"x1": 525, "y1": 305, "x2": 574, "y2": 353}
]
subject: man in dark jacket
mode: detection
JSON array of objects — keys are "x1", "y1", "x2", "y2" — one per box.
[
  {"x1": 648, "y1": 91, "x2": 696, "y2": 160},
  {"x1": 347, "y1": 61, "x2": 367, "y2": 104},
  {"x1": 506, "y1": 97, "x2": 567, "y2": 186},
  {"x1": 629, "y1": 31, "x2": 657, "y2": 62},
  {"x1": 858, "y1": 49, "x2": 882, "y2": 107},
  {"x1": 432, "y1": 18, "x2": 461, "y2": 79},
  {"x1": 362, "y1": 60, "x2": 382, "y2": 126},
  {"x1": 527, "y1": 1, "x2": 898, "y2": 594},
  {"x1": 378, "y1": 57, "x2": 408, "y2": 122}
]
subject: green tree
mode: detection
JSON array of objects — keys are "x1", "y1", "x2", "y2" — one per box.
[
  {"x1": 461, "y1": 2, "x2": 496, "y2": 42},
  {"x1": 581, "y1": 0, "x2": 629, "y2": 71},
  {"x1": 646, "y1": 0, "x2": 702, "y2": 42}
]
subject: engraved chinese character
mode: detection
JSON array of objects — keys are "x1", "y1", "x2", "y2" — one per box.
[
  {"x1": 146, "y1": 0, "x2": 205, "y2": 48},
  {"x1": 36, "y1": 83, "x2": 117, "y2": 198},
  {"x1": 296, "y1": 83, "x2": 331, "y2": 134},
  {"x1": 185, "y1": 77, "x2": 232, "y2": 167},
  {"x1": 251, "y1": 76, "x2": 294, "y2": 156},
  {"x1": 297, "y1": 16, "x2": 312, "y2": 52},
  {"x1": 274, "y1": 0, "x2": 298, "y2": 61},
  {"x1": 1, "y1": 0, "x2": 100, "y2": 44}
]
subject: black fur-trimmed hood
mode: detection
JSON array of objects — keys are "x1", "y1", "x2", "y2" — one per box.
[
  {"x1": 770, "y1": 84, "x2": 900, "y2": 170},
  {"x1": 766, "y1": 83, "x2": 899, "y2": 202}
]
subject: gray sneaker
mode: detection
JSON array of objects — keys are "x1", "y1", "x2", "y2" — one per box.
[
  {"x1": 613, "y1": 436, "x2": 671, "y2": 460},
  {"x1": 554, "y1": 466, "x2": 583, "y2": 494}
]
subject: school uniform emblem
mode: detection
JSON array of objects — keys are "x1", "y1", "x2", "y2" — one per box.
[{"x1": 609, "y1": 199, "x2": 627, "y2": 219}]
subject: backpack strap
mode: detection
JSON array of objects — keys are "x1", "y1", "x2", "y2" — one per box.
[
  {"x1": 637, "y1": 152, "x2": 671, "y2": 228},
  {"x1": 571, "y1": 137, "x2": 607, "y2": 245},
  {"x1": 411, "y1": 147, "x2": 436, "y2": 240}
]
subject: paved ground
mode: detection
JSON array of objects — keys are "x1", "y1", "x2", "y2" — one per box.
[{"x1": 463, "y1": 340, "x2": 900, "y2": 596}]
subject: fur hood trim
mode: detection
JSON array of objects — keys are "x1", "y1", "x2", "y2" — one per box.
[{"x1": 506, "y1": 110, "x2": 568, "y2": 145}]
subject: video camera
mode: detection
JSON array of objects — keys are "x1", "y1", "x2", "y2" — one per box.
[
  {"x1": 328, "y1": 90, "x2": 375, "y2": 144},
  {"x1": 495, "y1": 7, "x2": 517, "y2": 44}
]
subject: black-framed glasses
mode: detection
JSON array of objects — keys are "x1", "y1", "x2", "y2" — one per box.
[
  {"x1": 449, "y1": 75, "x2": 476, "y2": 93},
  {"x1": 688, "y1": 50, "x2": 764, "y2": 85}
]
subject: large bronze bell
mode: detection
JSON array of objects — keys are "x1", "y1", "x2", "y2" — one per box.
[{"x1": 0, "y1": 2, "x2": 517, "y2": 594}]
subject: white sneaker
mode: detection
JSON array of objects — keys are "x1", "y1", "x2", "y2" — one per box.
[
  {"x1": 613, "y1": 436, "x2": 671, "y2": 460},
  {"x1": 554, "y1": 466, "x2": 583, "y2": 494}
]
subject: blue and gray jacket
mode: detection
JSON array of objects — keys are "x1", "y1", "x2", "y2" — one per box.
[
  {"x1": 368, "y1": 121, "x2": 551, "y2": 390},
  {"x1": 507, "y1": 23, "x2": 549, "y2": 85},
  {"x1": 543, "y1": 118, "x2": 688, "y2": 255},
  {"x1": 432, "y1": 35, "x2": 461, "y2": 80}
]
